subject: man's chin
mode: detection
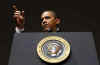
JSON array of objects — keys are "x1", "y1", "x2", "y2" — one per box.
[{"x1": 44, "y1": 27, "x2": 51, "y2": 31}]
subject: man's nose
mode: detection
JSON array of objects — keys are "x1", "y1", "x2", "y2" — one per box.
[
  {"x1": 42, "y1": 21, "x2": 46, "y2": 24},
  {"x1": 42, "y1": 20, "x2": 48, "y2": 25}
]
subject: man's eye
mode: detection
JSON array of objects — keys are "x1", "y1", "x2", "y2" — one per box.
[
  {"x1": 41, "y1": 18, "x2": 43, "y2": 21},
  {"x1": 41, "y1": 16, "x2": 51, "y2": 21},
  {"x1": 45, "y1": 16, "x2": 51, "y2": 19}
]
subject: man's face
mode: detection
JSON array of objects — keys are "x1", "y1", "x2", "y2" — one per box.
[{"x1": 41, "y1": 11, "x2": 57, "y2": 31}]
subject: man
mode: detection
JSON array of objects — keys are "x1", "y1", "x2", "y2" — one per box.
[
  {"x1": 13, "y1": 5, "x2": 25, "y2": 33},
  {"x1": 13, "y1": 9, "x2": 61, "y2": 33},
  {"x1": 41, "y1": 10, "x2": 61, "y2": 32}
]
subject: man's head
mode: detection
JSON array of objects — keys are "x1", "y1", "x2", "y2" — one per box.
[{"x1": 41, "y1": 10, "x2": 60, "y2": 32}]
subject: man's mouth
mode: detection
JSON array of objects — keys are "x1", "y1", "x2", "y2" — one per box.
[{"x1": 42, "y1": 23, "x2": 48, "y2": 27}]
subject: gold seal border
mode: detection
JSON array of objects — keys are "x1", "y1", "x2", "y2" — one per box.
[{"x1": 37, "y1": 36, "x2": 70, "y2": 63}]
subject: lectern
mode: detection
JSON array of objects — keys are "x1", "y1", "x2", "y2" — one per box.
[{"x1": 8, "y1": 32, "x2": 99, "y2": 65}]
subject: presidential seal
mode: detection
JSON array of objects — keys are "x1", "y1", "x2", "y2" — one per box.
[{"x1": 37, "y1": 36, "x2": 70, "y2": 63}]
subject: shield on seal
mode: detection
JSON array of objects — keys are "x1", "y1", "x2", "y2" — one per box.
[{"x1": 37, "y1": 36, "x2": 70, "y2": 63}]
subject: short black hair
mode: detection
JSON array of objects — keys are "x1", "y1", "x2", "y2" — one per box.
[
  {"x1": 42, "y1": 10, "x2": 57, "y2": 18},
  {"x1": 40, "y1": 8, "x2": 61, "y2": 19}
]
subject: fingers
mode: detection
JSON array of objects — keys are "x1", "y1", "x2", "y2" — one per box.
[
  {"x1": 13, "y1": 10, "x2": 24, "y2": 19},
  {"x1": 14, "y1": 11, "x2": 21, "y2": 15}
]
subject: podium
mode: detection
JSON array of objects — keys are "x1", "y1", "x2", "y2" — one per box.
[{"x1": 8, "y1": 32, "x2": 99, "y2": 65}]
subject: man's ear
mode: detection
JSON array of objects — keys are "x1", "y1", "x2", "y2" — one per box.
[{"x1": 56, "y1": 18, "x2": 60, "y2": 24}]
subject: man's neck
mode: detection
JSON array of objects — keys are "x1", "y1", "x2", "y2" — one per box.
[
  {"x1": 52, "y1": 26, "x2": 57, "y2": 32},
  {"x1": 43, "y1": 25, "x2": 60, "y2": 32}
]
